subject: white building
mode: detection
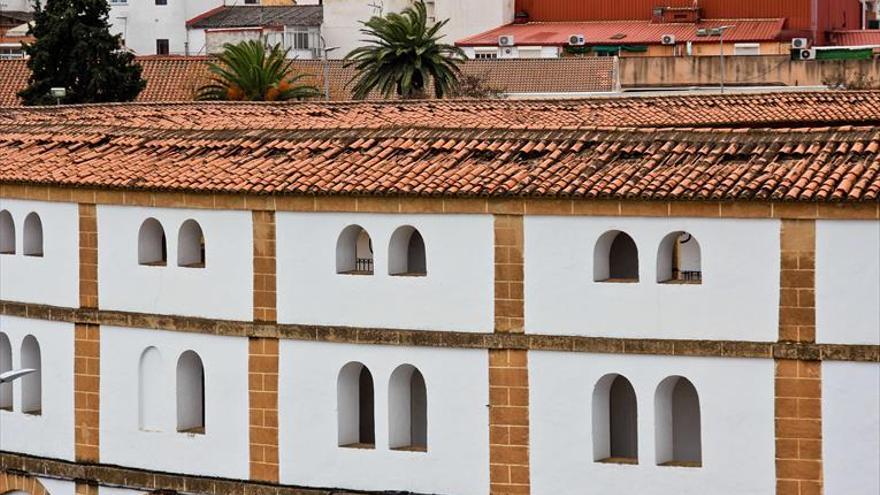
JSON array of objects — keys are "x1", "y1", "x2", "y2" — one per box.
[
  {"x1": 0, "y1": 92, "x2": 878, "y2": 495},
  {"x1": 7, "y1": 0, "x2": 515, "y2": 58}
]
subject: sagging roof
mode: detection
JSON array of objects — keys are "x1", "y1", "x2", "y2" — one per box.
[
  {"x1": 187, "y1": 5, "x2": 323, "y2": 29},
  {"x1": 0, "y1": 92, "x2": 878, "y2": 202},
  {"x1": 457, "y1": 19, "x2": 786, "y2": 47},
  {"x1": 0, "y1": 57, "x2": 617, "y2": 106}
]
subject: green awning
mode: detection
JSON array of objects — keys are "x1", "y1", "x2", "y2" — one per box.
[
  {"x1": 591, "y1": 45, "x2": 648, "y2": 53},
  {"x1": 815, "y1": 48, "x2": 873, "y2": 60}
]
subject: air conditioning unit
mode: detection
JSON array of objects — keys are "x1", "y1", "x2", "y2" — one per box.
[
  {"x1": 792, "y1": 48, "x2": 816, "y2": 60},
  {"x1": 791, "y1": 38, "x2": 809, "y2": 49},
  {"x1": 498, "y1": 35, "x2": 515, "y2": 47},
  {"x1": 661, "y1": 34, "x2": 676, "y2": 45},
  {"x1": 569, "y1": 34, "x2": 586, "y2": 46}
]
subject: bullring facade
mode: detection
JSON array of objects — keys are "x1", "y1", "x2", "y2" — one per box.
[{"x1": 0, "y1": 92, "x2": 878, "y2": 495}]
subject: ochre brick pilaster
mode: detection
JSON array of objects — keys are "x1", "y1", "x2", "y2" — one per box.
[
  {"x1": 253, "y1": 211, "x2": 277, "y2": 323},
  {"x1": 74, "y1": 323, "x2": 100, "y2": 462},
  {"x1": 775, "y1": 360, "x2": 823, "y2": 495},
  {"x1": 79, "y1": 204, "x2": 98, "y2": 308},
  {"x1": 249, "y1": 337, "x2": 279, "y2": 482},
  {"x1": 74, "y1": 482, "x2": 99, "y2": 495},
  {"x1": 494, "y1": 215, "x2": 524, "y2": 333},
  {"x1": 776, "y1": 219, "x2": 822, "y2": 494},
  {"x1": 489, "y1": 350, "x2": 530, "y2": 494},
  {"x1": 779, "y1": 219, "x2": 816, "y2": 343}
]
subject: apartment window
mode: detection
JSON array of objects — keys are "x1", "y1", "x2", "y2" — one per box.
[
  {"x1": 594, "y1": 230, "x2": 639, "y2": 283},
  {"x1": 139, "y1": 346, "x2": 163, "y2": 431},
  {"x1": 593, "y1": 374, "x2": 638, "y2": 464},
  {"x1": 244, "y1": 0, "x2": 259, "y2": 4},
  {"x1": 21, "y1": 335, "x2": 42, "y2": 415},
  {"x1": 389, "y1": 226, "x2": 427, "y2": 276},
  {"x1": 0, "y1": 333, "x2": 11, "y2": 410},
  {"x1": 22, "y1": 212, "x2": 43, "y2": 257},
  {"x1": 177, "y1": 219, "x2": 206, "y2": 268},
  {"x1": 138, "y1": 218, "x2": 167, "y2": 266},
  {"x1": 156, "y1": 39, "x2": 170, "y2": 55},
  {"x1": 388, "y1": 364, "x2": 428, "y2": 452},
  {"x1": 176, "y1": 350, "x2": 205, "y2": 434},
  {"x1": 473, "y1": 49, "x2": 498, "y2": 60},
  {"x1": 155, "y1": 0, "x2": 167, "y2": 5},
  {"x1": 336, "y1": 225, "x2": 374, "y2": 275},
  {"x1": 0, "y1": 210, "x2": 14, "y2": 254},
  {"x1": 655, "y1": 376, "x2": 702, "y2": 467},
  {"x1": 733, "y1": 43, "x2": 760, "y2": 56},
  {"x1": 337, "y1": 362, "x2": 375, "y2": 448},
  {"x1": 657, "y1": 231, "x2": 702, "y2": 284}
]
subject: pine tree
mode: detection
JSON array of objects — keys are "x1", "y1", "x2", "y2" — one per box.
[{"x1": 18, "y1": 0, "x2": 145, "y2": 105}]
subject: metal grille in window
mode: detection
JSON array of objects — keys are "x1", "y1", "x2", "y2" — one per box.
[
  {"x1": 356, "y1": 258, "x2": 374, "y2": 273},
  {"x1": 674, "y1": 269, "x2": 702, "y2": 282}
]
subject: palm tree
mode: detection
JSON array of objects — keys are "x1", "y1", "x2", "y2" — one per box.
[
  {"x1": 196, "y1": 40, "x2": 319, "y2": 101},
  {"x1": 344, "y1": 1, "x2": 465, "y2": 99}
]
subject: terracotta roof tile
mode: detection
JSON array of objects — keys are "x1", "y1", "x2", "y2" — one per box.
[
  {"x1": 458, "y1": 18, "x2": 785, "y2": 46},
  {"x1": 0, "y1": 92, "x2": 878, "y2": 202},
  {"x1": 0, "y1": 57, "x2": 615, "y2": 106}
]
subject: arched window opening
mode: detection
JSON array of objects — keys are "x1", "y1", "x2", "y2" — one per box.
[
  {"x1": 389, "y1": 226, "x2": 427, "y2": 276},
  {"x1": 337, "y1": 361, "x2": 375, "y2": 448},
  {"x1": 336, "y1": 225, "x2": 374, "y2": 275},
  {"x1": 176, "y1": 350, "x2": 205, "y2": 434},
  {"x1": 592, "y1": 374, "x2": 638, "y2": 464},
  {"x1": 657, "y1": 232, "x2": 702, "y2": 284},
  {"x1": 388, "y1": 364, "x2": 428, "y2": 452},
  {"x1": 0, "y1": 210, "x2": 14, "y2": 255},
  {"x1": 655, "y1": 376, "x2": 702, "y2": 467},
  {"x1": 139, "y1": 347, "x2": 163, "y2": 431},
  {"x1": 21, "y1": 335, "x2": 41, "y2": 415},
  {"x1": 0, "y1": 333, "x2": 12, "y2": 410},
  {"x1": 177, "y1": 219, "x2": 206, "y2": 268},
  {"x1": 594, "y1": 231, "x2": 639, "y2": 283},
  {"x1": 22, "y1": 212, "x2": 43, "y2": 257},
  {"x1": 138, "y1": 218, "x2": 167, "y2": 266}
]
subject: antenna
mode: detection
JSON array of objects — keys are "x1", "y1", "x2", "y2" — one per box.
[{"x1": 367, "y1": 0, "x2": 384, "y2": 16}]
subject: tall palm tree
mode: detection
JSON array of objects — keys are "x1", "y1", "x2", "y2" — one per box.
[
  {"x1": 196, "y1": 40, "x2": 319, "y2": 101},
  {"x1": 344, "y1": 1, "x2": 465, "y2": 99}
]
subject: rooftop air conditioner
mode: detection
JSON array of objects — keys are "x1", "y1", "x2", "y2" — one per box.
[
  {"x1": 498, "y1": 35, "x2": 515, "y2": 47},
  {"x1": 791, "y1": 38, "x2": 809, "y2": 49},
  {"x1": 792, "y1": 48, "x2": 816, "y2": 60},
  {"x1": 569, "y1": 34, "x2": 586, "y2": 46},
  {"x1": 661, "y1": 34, "x2": 676, "y2": 45}
]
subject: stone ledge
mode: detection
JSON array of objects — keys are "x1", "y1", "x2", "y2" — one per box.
[
  {"x1": 0, "y1": 301, "x2": 877, "y2": 362},
  {"x1": 1, "y1": 186, "x2": 878, "y2": 220},
  {"x1": 0, "y1": 453, "x2": 365, "y2": 495}
]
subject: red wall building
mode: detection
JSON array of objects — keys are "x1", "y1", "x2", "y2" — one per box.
[{"x1": 514, "y1": 0, "x2": 865, "y2": 44}]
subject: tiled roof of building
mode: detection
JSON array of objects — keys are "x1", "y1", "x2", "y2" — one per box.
[
  {"x1": 829, "y1": 30, "x2": 880, "y2": 46},
  {"x1": 186, "y1": 5, "x2": 323, "y2": 29},
  {"x1": 0, "y1": 92, "x2": 878, "y2": 202},
  {"x1": 0, "y1": 57, "x2": 616, "y2": 105},
  {"x1": 457, "y1": 18, "x2": 786, "y2": 46}
]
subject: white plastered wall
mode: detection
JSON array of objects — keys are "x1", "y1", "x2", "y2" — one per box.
[
  {"x1": 525, "y1": 216, "x2": 780, "y2": 341},
  {"x1": 97, "y1": 206, "x2": 253, "y2": 320},
  {"x1": 100, "y1": 326, "x2": 249, "y2": 479},
  {"x1": 279, "y1": 341, "x2": 489, "y2": 494},
  {"x1": 816, "y1": 220, "x2": 880, "y2": 345},
  {"x1": 276, "y1": 212, "x2": 494, "y2": 331},
  {"x1": 822, "y1": 361, "x2": 880, "y2": 495},
  {"x1": 0, "y1": 199, "x2": 79, "y2": 308},
  {"x1": 0, "y1": 316, "x2": 75, "y2": 461},
  {"x1": 38, "y1": 478, "x2": 76, "y2": 495},
  {"x1": 530, "y1": 351, "x2": 775, "y2": 495},
  {"x1": 108, "y1": 0, "x2": 221, "y2": 56}
]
